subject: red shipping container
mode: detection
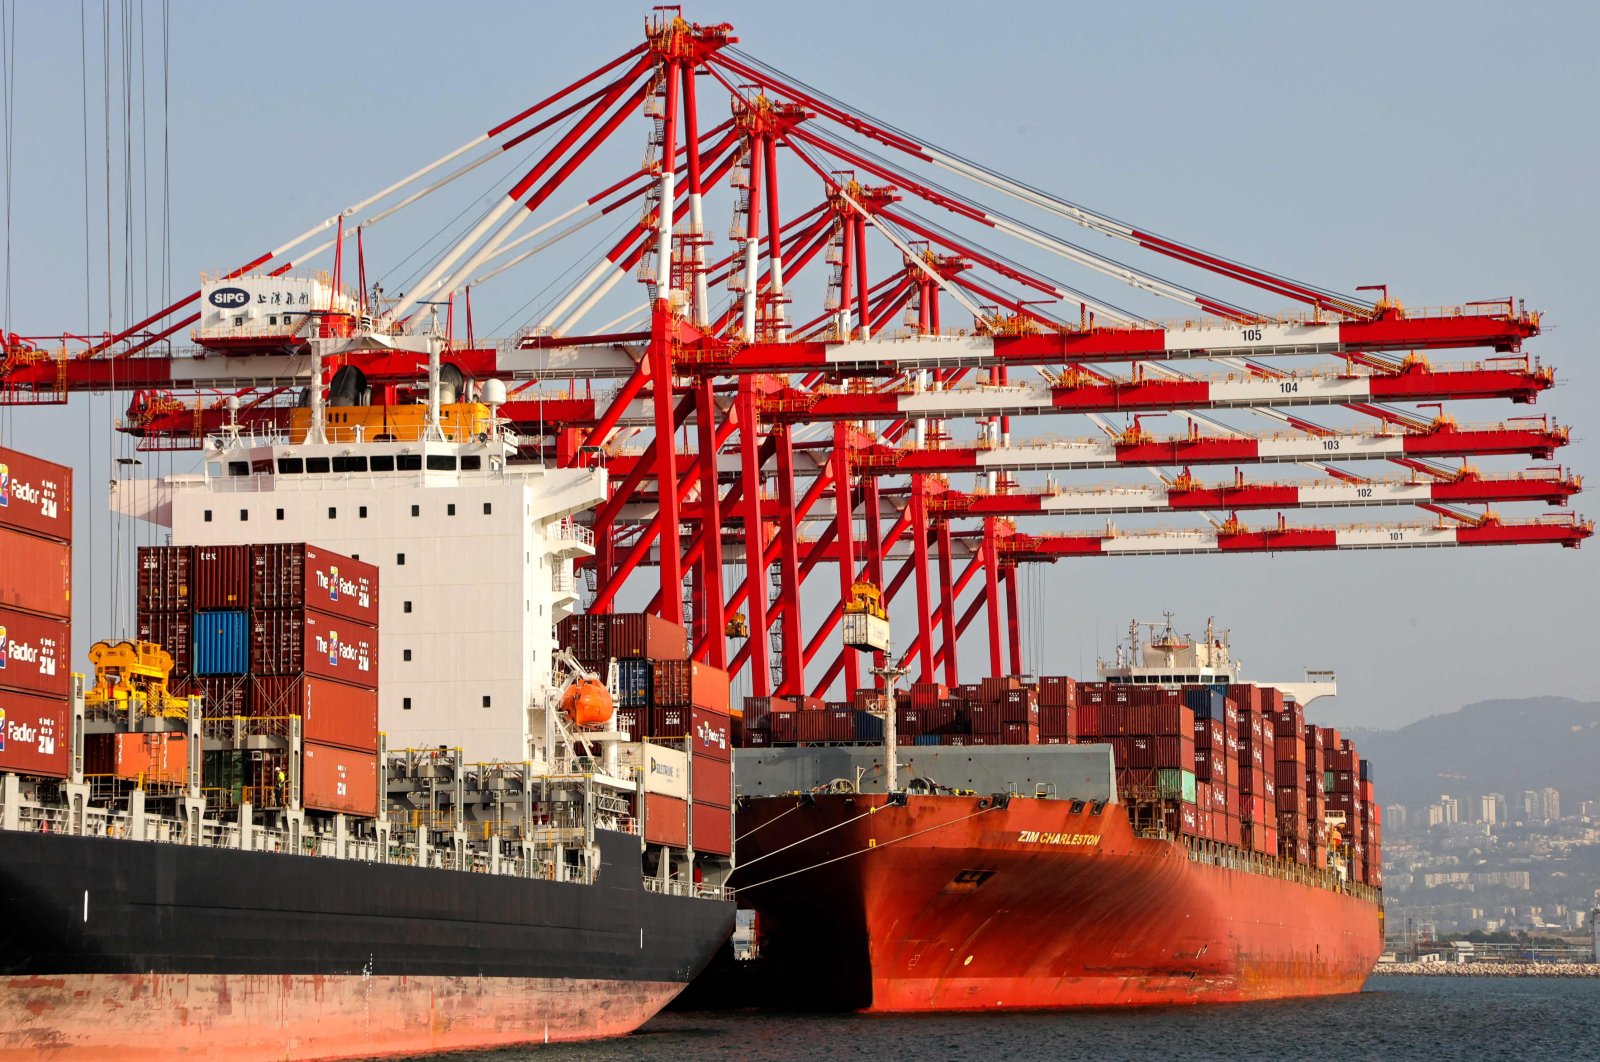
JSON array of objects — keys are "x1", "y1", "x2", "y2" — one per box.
[
  {"x1": 301, "y1": 741, "x2": 378, "y2": 817},
  {"x1": 192, "y1": 545, "x2": 252, "y2": 609},
  {"x1": 252, "y1": 674, "x2": 378, "y2": 752},
  {"x1": 250, "y1": 610, "x2": 377, "y2": 687},
  {"x1": 250, "y1": 543, "x2": 380, "y2": 626},
  {"x1": 910, "y1": 682, "x2": 948, "y2": 708},
  {"x1": 643, "y1": 792, "x2": 689, "y2": 847},
  {"x1": 1038, "y1": 705, "x2": 1075, "y2": 739},
  {"x1": 690, "y1": 705, "x2": 732, "y2": 761},
  {"x1": 825, "y1": 707, "x2": 854, "y2": 742},
  {"x1": 606, "y1": 613, "x2": 688, "y2": 661},
  {"x1": 1000, "y1": 721, "x2": 1038, "y2": 745},
  {"x1": 613, "y1": 706, "x2": 646, "y2": 738},
  {"x1": 690, "y1": 662, "x2": 730, "y2": 715},
  {"x1": 1274, "y1": 734, "x2": 1307, "y2": 765},
  {"x1": 0, "y1": 446, "x2": 72, "y2": 543},
  {"x1": 692, "y1": 755, "x2": 732, "y2": 808},
  {"x1": 0, "y1": 688, "x2": 68, "y2": 777},
  {"x1": 743, "y1": 727, "x2": 771, "y2": 748},
  {"x1": 1038, "y1": 676, "x2": 1077, "y2": 707},
  {"x1": 137, "y1": 545, "x2": 192, "y2": 612},
  {"x1": 137, "y1": 610, "x2": 193, "y2": 674},
  {"x1": 652, "y1": 705, "x2": 690, "y2": 739},
  {"x1": 693, "y1": 800, "x2": 732, "y2": 856},
  {"x1": 0, "y1": 607, "x2": 70, "y2": 698},
  {"x1": 0, "y1": 527, "x2": 71, "y2": 620}
]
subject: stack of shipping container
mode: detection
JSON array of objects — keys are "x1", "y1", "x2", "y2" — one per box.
[
  {"x1": 135, "y1": 543, "x2": 380, "y2": 816},
  {"x1": 731, "y1": 662, "x2": 1382, "y2": 888},
  {"x1": 0, "y1": 446, "x2": 73, "y2": 782},
  {"x1": 556, "y1": 612, "x2": 733, "y2": 859}
]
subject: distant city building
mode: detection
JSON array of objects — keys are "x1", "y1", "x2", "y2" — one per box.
[
  {"x1": 1385, "y1": 804, "x2": 1408, "y2": 828},
  {"x1": 1478, "y1": 795, "x2": 1499, "y2": 825},
  {"x1": 1522, "y1": 790, "x2": 1542, "y2": 820},
  {"x1": 1582, "y1": 800, "x2": 1597, "y2": 819},
  {"x1": 1426, "y1": 804, "x2": 1444, "y2": 828},
  {"x1": 1541, "y1": 787, "x2": 1561, "y2": 821},
  {"x1": 1440, "y1": 795, "x2": 1459, "y2": 826},
  {"x1": 1494, "y1": 793, "x2": 1508, "y2": 824}
]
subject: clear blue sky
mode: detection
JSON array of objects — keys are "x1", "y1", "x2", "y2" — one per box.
[{"x1": 1, "y1": 1, "x2": 1595, "y2": 728}]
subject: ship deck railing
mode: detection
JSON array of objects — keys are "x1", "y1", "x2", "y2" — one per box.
[
  {"x1": 1176, "y1": 834, "x2": 1381, "y2": 904},
  {"x1": 644, "y1": 876, "x2": 734, "y2": 901}
]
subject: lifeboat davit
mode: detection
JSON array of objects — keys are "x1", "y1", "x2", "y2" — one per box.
[{"x1": 561, "y1": 679, "x2": 615, "y2": 728}]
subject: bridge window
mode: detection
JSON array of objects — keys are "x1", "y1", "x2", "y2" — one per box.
[
  {"x1": 426, "y1": 454, "x2": 457, "y2": 471},
  {"x1": 276, "y1": 458, "x2": 303, "y2": 474},
  {"x1": 228, "y1": 461, "x2": 249, "y2": 477},
  {"x1": 332, "y1": 456, "x2": 367, "y2": 473},
  {"x1": 403, "y1": 697, "x2": 412, "y2": 711},
  {"x1": 369, "y1": 455, "x2": 395, "y2": 472},
  {"x1": 305, "y1": 457, "x2": 330, "y2": 474},
  {"x1": 397, "y1": 454, "x2": 422, "y2": 472},
  {"x1": 461, "y1": 455, "x2": 482, "y2": 471}
]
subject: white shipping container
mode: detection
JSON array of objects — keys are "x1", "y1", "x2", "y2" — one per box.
[
  {"x1": 617, "y1": 742, "x2": 689, "y2": 799},
  {"x1": 843, "y1": 611, "x2": 891, "y2": 652}
]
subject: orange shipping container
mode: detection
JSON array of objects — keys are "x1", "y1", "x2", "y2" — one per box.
[
  {"x1": 0, "y1": 527, "x2": 71, "y2": 619},
  {"x1": 301, "y1": 741, "x2": 378, "y2": 817},
  {"x1": 642, "y1": 792, "x2": 688, "y2": 848},
  {"x1": 0, "y1": 447, "x2": 72, "y2": 543},
  {"x1": 0, "y1": 688, "x2": 68, "y2": 777},
  {"x1": 252, "y1": 674, "x2": 378, "y2": 752},
  {"x1": 690, "y1": 661, "x2": 731, "y2": 715},
  {"x1": 113, "y1": 731, "x2": 188, "y2": 786}
]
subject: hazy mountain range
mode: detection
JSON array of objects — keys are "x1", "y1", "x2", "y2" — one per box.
[{"x1": 1346, "y1": 697, "x2": 1600, "y2": 814}]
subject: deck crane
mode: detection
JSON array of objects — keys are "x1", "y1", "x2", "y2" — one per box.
[{"x1": 2, "y1": 11, "x2": 1589, "y2": 701}]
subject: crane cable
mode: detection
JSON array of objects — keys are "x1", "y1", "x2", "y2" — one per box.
[{"x1": 736, "y1": 800, "x2": 1004, "y2": 893}]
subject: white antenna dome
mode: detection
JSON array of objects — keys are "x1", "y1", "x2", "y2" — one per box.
[{"x1": 481, "y1": 378, "x2": 507, "y2": 405}]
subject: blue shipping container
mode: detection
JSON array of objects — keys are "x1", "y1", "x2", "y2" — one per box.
[
  {"x1": 193, "y1": 610, "x2": 249, "y2": 675},
  {"x1": 1184, "y1": 687, "x2": 1225, "y2": 719},
  {"x1": 853, "y1": 711, "x2": 885, "y2": 741},
  {"x1": 616, "y1": 658, "x2": 652, "y2": 708}
]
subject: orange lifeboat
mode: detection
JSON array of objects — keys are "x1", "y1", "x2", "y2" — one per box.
[{"x1": 561, "y1": 678, "x2": 615, "y2": 728}]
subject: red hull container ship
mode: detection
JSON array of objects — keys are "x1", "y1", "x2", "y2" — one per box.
[{"x1": 706, "y1": 617, "x2": 1383, "y2": 1012}]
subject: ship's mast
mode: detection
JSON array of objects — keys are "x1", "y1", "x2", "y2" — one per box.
[{"x1": 870, "y1": 638, "x2": 909, "y2": 793}]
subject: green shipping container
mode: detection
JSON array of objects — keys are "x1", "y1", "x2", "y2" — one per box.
[
  {"x1": 1156, "y1": 768, "x2": 1198, "y2": 804},
  {"x1": 1323, "y1": 770, "x2": 1335, "y2": 794}
]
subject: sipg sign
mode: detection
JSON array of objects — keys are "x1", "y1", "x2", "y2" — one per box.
[{"x1": 208, "y1": 286, "x2": 251, "y2": 309}]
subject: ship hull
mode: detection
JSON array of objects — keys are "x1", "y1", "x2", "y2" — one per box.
[
  {"x1": 0, "y1": 829, "x2": 734, "y2": 1060},
  {"x1": 723, "y1": 793, "x2": 1380, "y2": 1012}
]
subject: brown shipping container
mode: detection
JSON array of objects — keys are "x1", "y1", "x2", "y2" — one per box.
[
  {"x1": 250, "y1": 610, "x2": 378, "y2": 687},
  {"x1": 0, "y1": 607, "x2": 71, "y2": 698},
  {"x1": 251, "y1": 543, "x2": 380, "y2": 626},
  {"x1": 0, "y1": 688, "x2": 69, "y2": 777},
  {"x1": 607, "y1": 613, "x2": 688, "y2": 661},
  {"x1": 0, "y1": 527, "x2": 71, "y2": 619},
  {"x1": 690, "y1": 705, "x2": 732, "y2": 761},
  {"x1": 557, "y1": 614, "x2": 609, "y2": 659},
  {"x1": 176, "y1": 674, "x2": 250, "y2": 717},
  {"x1": 693, "y1": 800, "x2": 732, "y2": 856},
  {"x1": 651, "y1": 705, "x2": 690, "y2": 740},
  {"x1": 643, "y1": 792, "x2": 689, "y2": 847},
  {"x1": 137, "y1": 546, "x2": 192, "y2": 612},
  {"x1": 652, "y1": 660, "x2": 693, "y2": 706},
  {"x1": 136, "y1": 610, "x2": 193, "y2": 674},
  {"x1": 692, "y1": 754, "x2": 732, "y2": 807},
  {"x1": 192, "y1": 545, "x2": 252, "y2": 609},
  {"x1": 252, "y1": 674, "x2": 378, "y2": 752},
  {"x1": 0, "y1": 446, "x2": 73, "y2": 543},
  {"x1": 301, "y1": 741, "x2": 379, "y2": 817}
]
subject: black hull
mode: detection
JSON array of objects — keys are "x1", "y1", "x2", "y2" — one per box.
[{"x1": 0, "y1": 828, "x2": 731, "y2": 982}]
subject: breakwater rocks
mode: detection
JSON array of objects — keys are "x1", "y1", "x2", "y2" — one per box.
[{"x1": 1377, "y1": 962, "x2": 1600, "y2": 977}]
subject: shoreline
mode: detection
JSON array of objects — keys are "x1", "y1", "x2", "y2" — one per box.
[{"x1": 1374, "y1": 962, "x2": 1600, "y2": 977}]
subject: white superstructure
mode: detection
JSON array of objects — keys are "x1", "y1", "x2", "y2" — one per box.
[
  {"x1": 120, "y1": 399, "x2": 605, "y2": 763},
  {"x1": 1098, "y1": 613, "x2": 1336, "y2": 706}
]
